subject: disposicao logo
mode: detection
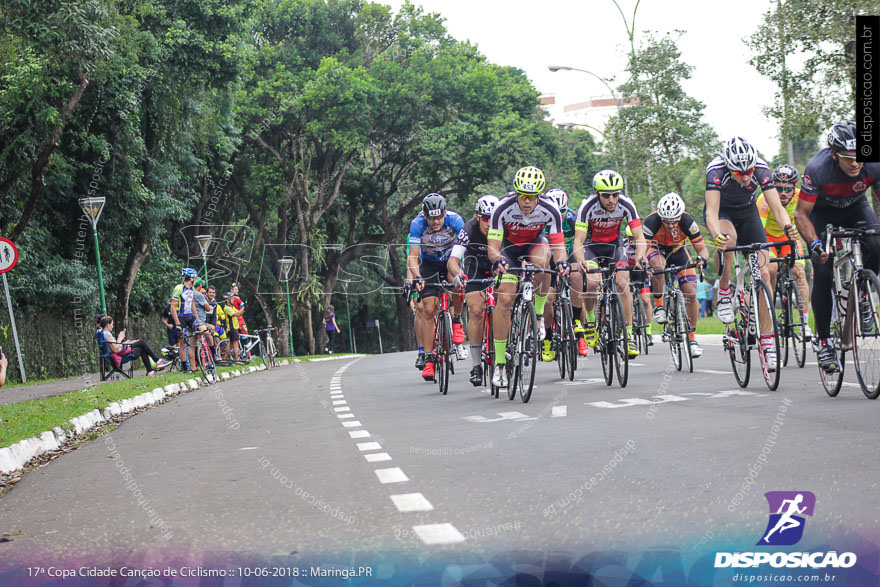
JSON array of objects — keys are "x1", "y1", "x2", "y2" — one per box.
[
  {"x1": 714, "y1": 491, "x2": 858, "y2": 569},
  {"x1": 759, "y1": 491, "x2": 815, "y2": 546}
]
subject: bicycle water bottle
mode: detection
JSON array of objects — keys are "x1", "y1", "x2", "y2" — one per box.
[
  {"x1": 523, "y1": 282, "x2": 534, "y2": 302},
  {"x1": 840, "y1": 280, "x2": 850, "y2": 314}
]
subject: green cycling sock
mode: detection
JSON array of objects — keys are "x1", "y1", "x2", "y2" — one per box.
[
  {"x1": 585, "y1": 309, "x2": 596, "y2": 323},
  {"x1": 494, "y1": 339, "x2": 507, "y2": 365},
  {"x1": 534, "y1": 294, "x2": 547, "y2": 315}
]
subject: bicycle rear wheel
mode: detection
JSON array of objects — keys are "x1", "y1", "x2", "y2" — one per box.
[
  {"x1": 726, "y1": 300, "x2": 751, "y2": 388},
  {"x1": 677, "y1": 291, "x2": 694, "y2": 373},
  {"x1": 755, "y1": 281, "x2": 781, "y2": 390},
  {"x1": 260, "y1": 337, "x2": 271, "y2": 370},
  {"x1": 820, "y1": 324, "x2": 845, "y2": 397},
  {"x1": 787, "y1": 281, "x2": 807, "y2": 368},
  {"x1": 611, "y1": 295, "x2": 629, "y2": 388},
  {"x1": 268, "y1": 337, "x2": 277, "y2": 368},
  {"x1": 667, "y1": 294, "x2": 682, "y2": 372},
  {"x1": 852, "y1": 270, "x2": 880, "y2": 399},
  {"x1": 633, "y1": 293, "x2": 649, "y2": 355},
  {"x1": 774, "y1": 282, "x2": 790, "y2": 368},
  {"x1": 516, "y1": 302, "x2": 539, "y2": 403},
  {"x1": 214, "y1": 339, "x2": 230, "y2": 366},
  {"x1": 484, "y1": 307, "x2": 498, "y2": 397}
]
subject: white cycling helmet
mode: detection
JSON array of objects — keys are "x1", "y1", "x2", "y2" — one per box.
[
  {"x1": 545, "y1": 188, "x2": 568, "y2": 213},
  {"x1": 721, "y1": 136, "x2": 758, "y2": 172},
  {"x1": 657, "y1": 192, "x2": 685, "y2": 221},
  {"x1": 474, "y1": 194, "x2": 500, "y2": 217}
]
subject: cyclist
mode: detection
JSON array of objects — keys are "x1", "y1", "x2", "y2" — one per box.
[
  {"x1": 705, "y1": 136, "x2": 797, "y2": 369},
  {"x1": 572, "y1": 169, "x2": 646, "y2": 358},
  {"x1": 488, "y1": 166, "x2": 570, "y2": 388},
  {"x1": 758, "y1": 164, "x2": 812, "y2": 340},
  {"x1": 541, "y1": 188, "x2": 582, "y2": 361},
  {"x1": 644, "y1": 192, "x2": 710, "y2": 358},
  {"x1": 170, "y1": 268, "x2": 199, "y2": 372},
  {"x1": 406, "y1": 193, "x2": 465, "y2": 381},
  {"x1": 448, "y1": 194, "x2": 499, "y2": 386},
  {"x1": 794, "y1": 120, "x2": 880, "y2": 373},
  {"x1": 625, "y1": 224, "x2": 655, "y2": 350}
]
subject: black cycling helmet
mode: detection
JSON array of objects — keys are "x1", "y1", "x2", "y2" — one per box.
[
  {"x1": 772, "y1": 164, "x2": 800, "y2": 185},
  {"x1": 422, "y1": 193, "x2": 447, "y2": 217},
  {"x1": 827, "y1": 120, "x2": 857, "y2": 152}
]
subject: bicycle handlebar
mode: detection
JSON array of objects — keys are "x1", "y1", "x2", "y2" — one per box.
[
  {"x1": 721, "y1": 241, "x2": 790, "y2": 254},
  {"x1": 648, "y1": 262, "x2": 701, "y2": 275}
]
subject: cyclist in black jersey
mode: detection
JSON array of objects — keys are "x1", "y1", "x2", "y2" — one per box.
[
  {"x1": 794, "y1": 120, "x2": 880, "y2": 372},
  {"x1": 705, "y1": 136, "x2": 797, "y2": 369},
  {"x1": 448, "y1": 195, "x2": 499, "y2": 386}
]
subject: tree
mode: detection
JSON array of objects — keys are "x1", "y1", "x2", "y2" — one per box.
[{"x1": 604, "y1": 31, "x2": 718, "y2": 208}]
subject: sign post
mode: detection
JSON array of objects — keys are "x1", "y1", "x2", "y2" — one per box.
[
  {"x1": 366, "y1": 319, "x2": 383, "y2": 354},
  {"x1": 0, "y1": 237, "x2": 25, "y2": 383}
]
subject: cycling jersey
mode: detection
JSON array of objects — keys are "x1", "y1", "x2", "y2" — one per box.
[
  {"x1": 408, "y1": 211, "x2": 465, "y2": 262},
  {"x1": 641, "y1": 212, "x2": 704, "y2": 253},
  {"x1": 177, "y1": 286, "x2": 195, "y2": 317},
  {"x1": 757, "y1": 191, "x2": 798, "y2": 238},
  {"x1": 450, "y1": 218, "x2": 489, "y2": 261},
  {"x1": 800, "y1": 148, "x2": 880, "y2": 209},
  {"x1": 705, "y1": 155, "x2": 774, "y2": 210},
  {"x1": 545, "y1": 209, "x2": 578, "y2": 252},
  {"x1": 574, "y1": 193, "x2": 641, "y2": 243},
  {"x1": 488, "y1": 193, "x2": 564, "y2": 246}
]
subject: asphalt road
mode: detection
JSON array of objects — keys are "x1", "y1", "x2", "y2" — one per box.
[{"x1": 0, "y1": 345, "x2": 877, "y2": 575}]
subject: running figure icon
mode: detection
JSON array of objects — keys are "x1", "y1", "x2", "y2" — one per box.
[{"x1": 758, "y1": 491, "x2": 816, "y2": 546}]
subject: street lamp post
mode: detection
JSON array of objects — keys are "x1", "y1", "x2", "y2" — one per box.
[
  {"x1": 279, "y1": 257, "x2": 295, "y2": 357},
  {"x1": 340, "y1": 280, "x2": 355, "y2": 353},
  {"x1": 195, "y1": 234, "x2": 212, "y2": 286},
  {"x1": 549, "y1": 65, "x2": 629, "y2": 195},
  {"x1": 78, "y1": 196, "x2": 107, "y2": 314}
]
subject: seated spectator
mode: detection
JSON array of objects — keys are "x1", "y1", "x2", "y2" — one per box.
[
  {"x1": 0, "y1": 347, "x2": 7, "y2": 387},
  {"x1": 99, "y1": 316, "x2": 170, "y2": 376}
]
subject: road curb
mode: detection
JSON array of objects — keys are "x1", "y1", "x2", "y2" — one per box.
[{"x1": 0, "y1": 360, "x2": 285, "y2": 476}]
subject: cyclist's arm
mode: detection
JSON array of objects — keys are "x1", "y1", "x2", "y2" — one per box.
[
  {"x1": 170, "y1": 298, "x2": 180, "y2": 325},
  {"x1": 630, "y1": 224, "x2": 648, "y2": 264},
  {"x1": 487, "y1": 230, "x2": 503, "y2": 265},
  {"x1": 447, "y1": 254, "x2": 463, "y2": 277},
  {"x1": 407, "y1": 244, "x2": 421, "y2": 280},
  {"x1": 795, "y1": 197, "x2": 818, "y2": 244},
  {"x1": 161, "y1": 316, "x2": 172, "y2": 329},
  {"x1": 572, "y1": 225, "x2": 587, "y2": 266},
  {"x1": 704, "y1": 190, "x2": 722, "y2": 239}
]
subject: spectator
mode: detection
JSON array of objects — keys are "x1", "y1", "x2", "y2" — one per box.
[
  {"x1": 231, "y1": 282, "x2": 248, "y2": 334},
  {"x1": 221, "y1": 291, "x2": 243, "y2": 362},
  {"x1": 705, "y1": 280, "x2": 714, "y2": 317},
  {"x1": 160, "y1": 298, "x2": 179, "y2": 348},
  {"x1": 323, "y1": 305, "x2": 340, "y2": 354},
  {"x1": 99, "y1": 316, "x2": 170, "y2": 376},
  {"x1": 0, "y1": 347, "x2": 7, "y2": 387},
  {"x1": 697, "y1": 280, "x2": 710, "y2": 318}
]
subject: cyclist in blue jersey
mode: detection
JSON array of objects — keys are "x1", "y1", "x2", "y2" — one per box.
[
  {"x1": 170, "y1": 268, "x2": 198, "y2": 372},
  {"x1": 406, "y1": 193, "x2": 465, "y2": 381}
]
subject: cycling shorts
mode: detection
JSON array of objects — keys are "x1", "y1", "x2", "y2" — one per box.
[
  {"x1": 582, "y1": 239, "x2": 628, "y2": 268},
  {"x1": 417, "y1": 258, "x2": 449, "y2": 300},
  {"x1": 166, "y1": 326, "x2": 180, "y2": 346},
  {"x1": 178, "y1": 315, "x2": 196, "y2": 333},
  {"x1": 766, "y1": 233, "x2": 805, "y2": 264},
  {"x1": 499, "y1": 235, "x2": 550, "y2": 268},
  {"x1": 709, "y1": 205, "x2": 767, "y2": 247}
]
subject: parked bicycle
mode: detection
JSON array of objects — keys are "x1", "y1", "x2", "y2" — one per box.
[
  {"x1": 650, "y1": 262, "x2": 703, "y2": 373},
  {"x1": 186, "y1": 328, "x2": 218, "y2": 385},
  {"x1": 720, "y1": 242, "x2": 781, "y2": 391},
  {"x1": 255, "y1": 327, "x2": 278, "y2": 369},
  {"x1": 819, "y1": 224, "x2": 880, "y2": 398},
  {"x1": 584, "y1": 260, "x2": 638, "y2": 388},
  {"x1": 769, "y1": 244, "x2": 810, "y2": 369}
]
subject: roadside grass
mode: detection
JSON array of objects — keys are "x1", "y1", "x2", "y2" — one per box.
[
  {"x1": 0, "y1": 361, "x2": 263, "y2": 449},
  {"x1": 294, "y1": 353, "x2": 362, "y2": 360},
  {"x1": 694, "y1": 316, "x2": 726, "y2": 334}
]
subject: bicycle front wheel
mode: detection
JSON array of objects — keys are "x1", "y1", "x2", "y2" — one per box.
[
  {"x1": 774, "y1": 282, "x2": 791, "y2": 368},
  {"x1": 517, "y1": 302, "x2": 539, "y2": 403},
  {"x1": 755, "y1": 280, "x2": 781, "y2": 391},
  {"x1": 820, "y1": 323, "x2": 845, "y2": 397},
  {"x1": 507, "y1": 306, "x2": 520, "y2": 401},
  {"x1": 198, "y1": 340, "x2": 217, "y2": 385},
  {"x1": 554, "y1": 303, "x2": 566, "y2": 379},
  {"x1": 611, "y1": 295, "x2": 629, "y2": 388},
  {"x1": 484, "y1": 307, "x2": 498, "y2": 397},
  {"x1": 561, "y1": 301, "x2": 577, "y2": 381},
  {"x1": 726, "y1": 294, "x2": 751, "y2": 388},
  {"x1": 633, "y1": 294, "x2": 649, "y2": 355},
  {"x1": 852, "y1": 269, "x2": 880, "y2": 399},
  {"x1": 214, "y1": 339, "x2": 230, "y2": 366},
  {"x1": 787, "y1": 281, "x2": 807, "y2": 368},
  {"x1": 438, "y1": 312, "x2": 452, "y2": 395},
  {"x1": 667, "y1": 294, "x2": 682, "y2": 372},
  {"x1": 598, "y1": 299, "x2": 613, "y2": 386},
  {"x1": 260, "y1": 338, "x2": 270, "y2": 370},
  {"x1": 268, "y1": 337, "x2": 278, "y2": 368},
  {"x1": 677, "y1": 291, "x2": 693, "y2": 373}
]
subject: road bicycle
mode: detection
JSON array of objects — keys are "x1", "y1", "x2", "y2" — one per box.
[
  {"x1": 424, "y1": 280, "x2": 457, "y2": 395},
  {"x1": 650, "y1": 262, "x2": 702, "y2": 373},
  {"x1": 501, "y1": 263, "x2": 556, "y2": 403},
  {"x1": 629, "y1": 276, "x2": 651, "y2": 356},
  {"x1": 186, "y1": 328, "x2": 218, "y2": 385},
  {"x1": 721, "y1": 242, "x2": 781, "y2": 390},
  {"x1": 584, "y1": 260, "x2": 638, "y2": 388},
  {"x1": 457, "y1": 277, "x2": 499, "y2": 397},
  {"x1": 819, "y1": 224, "x2": 880, "y2": 399},
  {"x1": 254, "y1": 327, "x2": 278, "y2": 369},
  {"x1": 551, "y1": 270, "x2": 579, "y2": 381},
  {"x1": 769, "y1": 244, "x2": 809, "y2": 369}
]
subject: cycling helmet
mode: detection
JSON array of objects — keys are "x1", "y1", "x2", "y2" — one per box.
[
  {"x1": 513, "y1": 166, "x2": 546, "y2": 195},
  {"x1": 422, "y1": 193, "x2": 447, "y2": 217},
  {"x1": 721, "y1": 137, "x2": 757, "y2": 172},
  {"x1": 474, "y1": 194, "x2": 500, "y2": 217},
  {"x1": 181, "y1": 267, "x2": 198, "y2": 278},
  {"x1": 657, "y1": 192, "x2": 685, "y2": 221},
  {"x1": 827, "y1": 120, "x2": 857, "y2": 152},
  {"x1": 772, "y1": 164, "x2": 800, "y2": 185},
  {"x1": 592, "y1": 169, "x2": 624, "y2": 192},
  {"x1": 545, "y1": 188, "x2": 569, "y2": 213}
]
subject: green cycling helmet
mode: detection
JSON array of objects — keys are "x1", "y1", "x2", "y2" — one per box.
[
  {"x1": 513, "y1": 166, "x2": 546, "y2": 195},
  {"x1": 593, "y1": 169, "x2": 624, "y2": 192}
]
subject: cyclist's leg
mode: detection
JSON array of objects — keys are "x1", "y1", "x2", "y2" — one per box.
[
  {"x1": 647, "y1": 246, "x2": 667, "y2": 317},
  {"x1": 579, "y1": 242, "x2": 607, "y2": 316},
  {"x1": 766, "y1": 242, "x2": 782, "y2": 293},
  {"x1": 527, "y1": 237, "x2": 552, "y2": 318},
  {"x1": 733, "y1": 207, "x2": 774, "y2": 334},
  {"x1": 465, "y1": 288, "x2": 486, "y2": 366},
  {"x1": 714, "y1": 210, "x2": 739, "y2": 291},
  {"x1": 492, "y1": 242, "x2": 525, "y2": 365},
  {"x1": 228, "y1": 326, "x2": 240, "y2": 361}
]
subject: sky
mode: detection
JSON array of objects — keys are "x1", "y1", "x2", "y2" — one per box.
[{"x1": 385, "y1": 0, "x2": 784, "y2": 160}]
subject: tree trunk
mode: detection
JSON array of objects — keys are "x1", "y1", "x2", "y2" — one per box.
[{"x1": 114, "y1": 227, "x2": 151, "y2": 330}]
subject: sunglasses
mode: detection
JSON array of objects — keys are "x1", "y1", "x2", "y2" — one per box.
[
  {"x1": 477, "y1": 214, "x2": 491, "y2": 222},
  {"x1": 776, "y1": 186, "x2": 796, "y2": 193},
  {"x1": 516, "y1": 192, "x2": 539, "y2": 201},
  {"x1": 731, "y1": 168, "x2": 755, "y2": 177},
  {"x1": 598, "y1": 191, "x2": 621, "y2": 199},
  {"x1": 837, "y1": 153, "x2": 860, "y2": 163}
]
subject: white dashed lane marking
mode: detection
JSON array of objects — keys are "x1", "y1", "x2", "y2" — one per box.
[
  {"x1": 349, "y1": 430, "x2": 370, "y2": 439},
  {"x1": 357, "y1": 442, "x2": 382, "y2": 451},
  {"x1": 413, "y1": 523, "x2": 466, "y2": 545},
  {"x1": 390, "y1": 493, "x2": 434, "y2": 512},
  {"x1": 342, "y1": 421, "x2": 362, "y2": 427},
  {"x1": 375, "y1": 467, "x2": 409, "y2": 484},
  {"x1": 364, "y1": 452, "x2": 392, "y2": 463}
]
